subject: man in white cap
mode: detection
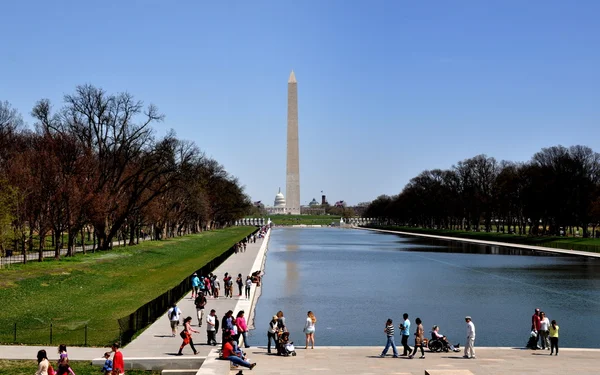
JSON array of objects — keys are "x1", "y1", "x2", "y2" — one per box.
[{"x1": 463, "y1": 316, "x2": 476, "y2": 359}]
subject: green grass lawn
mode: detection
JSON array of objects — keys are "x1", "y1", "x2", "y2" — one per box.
[
  {"x1": 0, "y1": 227, "x2": 255, "y2": 346},
  {"x1": 0, "y1": 360, "x2": 160, "y2": 375},
  {"x1": 369, "y1": 225, "x2": 600, "y2": 253},
  {"x1": 266, "y1": 214, "x2": 341, "y2": 226}
]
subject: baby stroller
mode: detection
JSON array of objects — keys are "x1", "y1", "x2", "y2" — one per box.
[
  {"x1": 277, "y1": 332, "x2": 297, "y2": 356},
  {"x1": 526, "y1": 330, "x2": 540, "y2": 350}
]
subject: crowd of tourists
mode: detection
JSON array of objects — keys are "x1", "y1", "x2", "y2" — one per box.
[
  {"x1": 379, "y1": 314, "x2": 475, "y2": 359},
  {"x1": 528, "y1": 308, "x2": 560, "y2": 355},
  {"x1": 34, "y1": 344, "x2": 124, "y2": 375}
]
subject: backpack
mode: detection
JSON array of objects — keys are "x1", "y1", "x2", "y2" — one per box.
[{"x1": 170, "y1": 307, "x2": 178, "y2": 320}]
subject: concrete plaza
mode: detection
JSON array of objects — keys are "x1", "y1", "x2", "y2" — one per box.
[{"x1": 232, "y1": 346, "x2": 600, "y2": 375}]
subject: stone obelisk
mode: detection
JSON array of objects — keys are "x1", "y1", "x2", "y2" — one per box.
[{"x1": 286, "y1": 70, "x2": 300, "y2": 215}]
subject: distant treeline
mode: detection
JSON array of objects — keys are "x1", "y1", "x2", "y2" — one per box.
[
  {"x1": 363, "y1": 147, "x2": 600, "y2": 237},
  {"x1": 0, "y1": 85, "x2": 251, "y2": 259}
]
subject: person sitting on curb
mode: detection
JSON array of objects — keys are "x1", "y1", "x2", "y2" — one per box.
[{"x1": 222, "y1": 335, "x2": 256, "y2": 370}]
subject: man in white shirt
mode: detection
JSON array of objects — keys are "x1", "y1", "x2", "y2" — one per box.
[
  {"x1": 206, "y1": 309, "x2": 217, "y2": 346},
  {"x1": 463, "y1": 316, "x2": 476, "y2": 359},
  {"x1": 167, "y1": 303, "x2": 182, "y2": 337}
]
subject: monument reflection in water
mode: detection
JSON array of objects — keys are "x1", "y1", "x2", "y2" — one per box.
[{"x1": 251, "y1": 227, "x2": 600, "y2": 348}]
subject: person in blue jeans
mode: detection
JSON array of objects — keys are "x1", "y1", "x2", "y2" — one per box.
[
  {"x1": 222, "y1": 335, "x2": 256, "y2": 370},
  {"x1": 400, "y1": 313, "x2": 411, "y2": 356},
  {"x1": 380, "y1": 318, "x2": 399, "y2": 358}
]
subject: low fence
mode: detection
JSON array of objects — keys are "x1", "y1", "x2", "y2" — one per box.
[
  {"x1": 116, "y1": 227, "x2": 261, "y2": 345},
  {"x1": 0, "y1": 236, "x2": 150, "y2": 267},
  {"x1": 0, "y1": 322, "x2": 115, "y2": 347}
]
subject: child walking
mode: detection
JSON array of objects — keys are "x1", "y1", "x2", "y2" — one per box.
[
  {"x1": 549, "y1": 319, "x2": 559, "y2": 355},
  {"x1": 380, "y1": 319, "x2": 399, "y2": 358},
  {"x1": 101, "y1": 352, "x2": 112, "y2": 375}
]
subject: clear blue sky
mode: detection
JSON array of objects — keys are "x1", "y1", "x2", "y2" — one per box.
[{"x1": 2, "y1": 0, "x2": 599, "y2": 205}]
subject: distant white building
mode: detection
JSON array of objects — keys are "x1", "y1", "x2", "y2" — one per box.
[{"x1": 266, "y1": 188, "x2": 289, "y2": 214}]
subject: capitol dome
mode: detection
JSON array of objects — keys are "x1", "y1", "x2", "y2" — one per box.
[{"x1": 274, "y1": 188, "x2": 286, "y2": 208}]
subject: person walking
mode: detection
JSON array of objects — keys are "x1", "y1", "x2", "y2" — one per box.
[
  {"x1": 204, "y1": 275, "x2": 212, "y2": 297},
  {"x1": 539, "y1": 311, "x2": 550, "y2": 350},
  {"x1": 191, "y1": 273, "x2": 200, "y2": 299},
  {"x1": 236, "y1": 310, "x2": 250, "y2": 348},
  {"x1": 236, "y1": 274, "x2": 244, "y2": 297},
  {"x1": 532, "y1": 308, "x2": 541, "y2": 348},
  {"x1": 101, "y1": 352, "x2": 113, "y2": 375},
  {"x1": 463, "y1": 316, "x2": 476, "y2": 359},
  {"x1": 226, "y1": 274, "x2": 234, "y2": 299},
  {"x1": 408, "y1": 317, "x2": 425, "y2": 359},
  {"x1": 177, "y1": 316, "x2": 199, "y2": 355},
  {"x1": 213, "y1": 276, "x2": 220, "y2": 299},
  {"x1": 223, "y1": 273, "x2": 231, "y2": 298},
  {"x1": 549, "y1": 319, "x2": 559, "y2": 355},
  {"x1": 267, "y1": 315, "x2": 279, "y2": 354},
  {"x1": 36, "y1": 350, "x2": 49, "y2": 375},
  {"x1": 399, "y1": 313, "x2": 411, "y2": 356},
  {"x1": 304, "y1": 311, "x2": 317, "y2": 349},
  {"x1": 194, "y1": 291, "x2": 207, "y2": 327},
  {"x1": 380, "y1": 319, "x2": 399, "y2": 358},
  {"x1": 111, "y1": 342, "x2": 124, "y2": 375},
  {"x1": 206, "y1": 309, "x2": 218, "y2": 346},
  {"x1": 245, "y1": 276, "x2": 252, "y2": 299},
  {"x1": 222, "y1": 310, "x2": 234, "y2": 348},
  {"x1": 57, "y1": 344, "x2": 68, "y2": 366},
  {"x1": 167, "y1": 303, "x2": 182, "y2": 337}
]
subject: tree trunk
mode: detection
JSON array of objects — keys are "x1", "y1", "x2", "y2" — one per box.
[
  {"x1": 38, "y1": 233, "x2": 45, "y2": 262},
  {"x1": 22, "y1": 234, "x2": 27, "y2": 264},
  {"x1": 81, "y1": 229, "x2": 86, "y2": 255},
  {"x1": 54, "y1": 230, "x2": 61, "y2": 260}
]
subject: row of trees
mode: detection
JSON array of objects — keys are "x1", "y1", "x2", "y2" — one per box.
[
  {"x1": 0, "y1": 85, "x2": 252, "y2": 260},
  {"x1": 363, "y1": 147, "x2": 600, "y2": 237}
]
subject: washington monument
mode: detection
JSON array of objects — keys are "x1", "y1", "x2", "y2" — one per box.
[{"x1": 286, "y1": 70, "x2": 300, "y2": 214}]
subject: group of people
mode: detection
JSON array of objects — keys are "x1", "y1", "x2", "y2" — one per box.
[
  {"x1": 530, "y1": 308, "x2": 560, "y2": 355},
  {"x1": 267, "y1": 311, "x2": 317, "y2": 355},
  {"x1": 35, "y1": 344, "x2": 124, "y2": 375},
  {"x1": 191, "y1": 271, "x2": 257, "y2": 301},
  {"x1": 380, "y1": 314, "x2": 476, "y2": 359},
  {"x1": 233, "y1": 241, "x2": 247, "y2": 254}
]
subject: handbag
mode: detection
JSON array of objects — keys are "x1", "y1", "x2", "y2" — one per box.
[{"x1": 180, "y1": 330, "x2": 187, "y2": 339}]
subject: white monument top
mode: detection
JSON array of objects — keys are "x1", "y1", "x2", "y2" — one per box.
[
  {"x1": 288, "y1": 70, "x2": 297, "y2": 83},
  {"x1": 274, "y1": 188, "x2": 286, "y2": 207}
]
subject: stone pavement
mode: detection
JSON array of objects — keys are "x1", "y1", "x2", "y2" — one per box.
[
  {"x1": 0, "y1": 228, "x2": 271, "y2": 361},
  {"x1": 230, "y1": 346, "x2": 600, "y2": 375}
]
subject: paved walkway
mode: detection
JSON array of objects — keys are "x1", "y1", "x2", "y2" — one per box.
[
  {"x1": 234, "y1": 346, "x2": 600, "y2": 375},
  {"x1": 360, "y1": 227, "x2": 600, "y2": 258},
  {"x1": 0, "y1": 229, "x2": 271, "y2": 360}
]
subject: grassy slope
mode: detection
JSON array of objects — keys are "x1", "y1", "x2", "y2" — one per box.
[
  {"x1": 369, "y1": 225, "x2": 600, "y2": 253},
  {"x1": 0, "y1": 360, "x2": 159, "y2": 375},
  {"x1": 0, "y1": 227, "x2": 255, "y2": 346},
  {"x1": 267, "y1": 214, "x2": 341, "y2": 226}
]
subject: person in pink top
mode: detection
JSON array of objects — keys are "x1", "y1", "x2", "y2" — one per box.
[{"x1": 235, "y1": 310, "x2": 250, "y2": 348}]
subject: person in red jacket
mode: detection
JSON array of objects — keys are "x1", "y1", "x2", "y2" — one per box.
[
  {"x1": 222, "y1": 336, "x2": 256, "y2": 370},
  {"x1": 111, "y1": 343, "x2": 124, "y2": 375}
]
